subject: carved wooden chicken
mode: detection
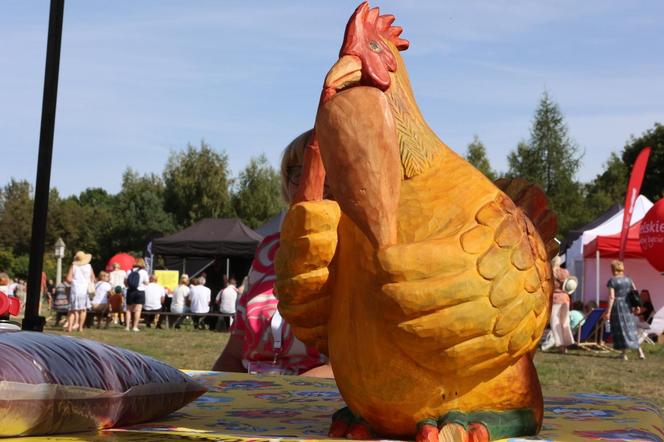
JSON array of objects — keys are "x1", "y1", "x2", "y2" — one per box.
[{"x1": 275, "y1": 3, "x2": 558, "y2": 441}]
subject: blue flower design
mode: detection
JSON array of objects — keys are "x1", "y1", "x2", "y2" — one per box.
[
  {"x1": 575, "y1": 429, "x2": 663, "y2": 441},
  {"x1": 545, "y1": 407, "x2": 618, "y2": 420},
  {"x1": 573, "y1": 393, "x2": 631, "y2": 401},
  {"x1": 293, "y1": 390, "x2": 342, "y2": 399},
  {"x1": 227, "y1": 408, "x2": 301, "y2": 419},
  {"x1": 216, "y1": 380, "x2": 279, "y2": 390},
  {"x1": 194, "y1": 395, "x2": 234, "y2": 404},
  {"x1": 212, "y1": 420, "x2": 271, "y2": 433},
  {"x1": 253, "y1": 392, "x2": 292, "y2": 402},
  {"x1": 287, "y1": 380, "x2": 336, "y2": 389}
]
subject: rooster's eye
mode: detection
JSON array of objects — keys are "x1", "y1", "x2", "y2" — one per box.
[{"x1": 369, "y1": 40, "x2": 382, "y2": 53}]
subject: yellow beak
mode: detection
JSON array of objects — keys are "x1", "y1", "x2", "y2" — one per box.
[{"x1": 324, "y1": 55, "x2": 362, "y2": 92}]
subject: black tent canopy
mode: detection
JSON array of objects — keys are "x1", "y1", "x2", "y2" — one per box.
[
  {"x1": 153, "y1": 218, "x2": 262, "y2": 257},
  {"x1": 152, "y1": 219, "x2": 262, "y2": 291}
]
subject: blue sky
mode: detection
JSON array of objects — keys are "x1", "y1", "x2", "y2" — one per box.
[{"x1": 2, "y1": 1, "x2": 663, "y2": 197}]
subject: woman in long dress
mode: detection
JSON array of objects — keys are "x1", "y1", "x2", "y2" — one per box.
[
  {"x1": 65, "y1": 251, "x2": 95, "y2": 332},
  {"x1": 604, "y1": 260, "x2": 645, "y2": 360}
]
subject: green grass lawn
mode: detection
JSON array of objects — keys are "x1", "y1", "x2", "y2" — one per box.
[
  {"x1": 44, "y1": 320, "x2": 664, "y2": 410},
  {"x1": 535, "y1": 345, "x2": 664, "y2": 409},
  {"x1": 45, "y1": 321, "x2": 228, "y2": 371}
]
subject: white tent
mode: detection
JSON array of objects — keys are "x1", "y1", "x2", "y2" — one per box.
[{"x1": 565, "y1": 195, "x2": 653, "y2": 302}]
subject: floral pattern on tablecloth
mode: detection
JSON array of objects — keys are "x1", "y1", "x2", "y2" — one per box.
[{"x1": 6, "y1": 370, "x2": 663, "y2": 442}]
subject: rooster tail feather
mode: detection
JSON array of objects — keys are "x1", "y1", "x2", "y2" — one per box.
[{"x1": 494, "y1": 178, "x2": 559, "y2": 260}]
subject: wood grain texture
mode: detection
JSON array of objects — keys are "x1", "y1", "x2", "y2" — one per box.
[
  {"x1": 275, "y1": 9, "x2": 555, "y2": 438},
  {"x1": 316, "y1": 86, "x2": 401, "y2": 249}
]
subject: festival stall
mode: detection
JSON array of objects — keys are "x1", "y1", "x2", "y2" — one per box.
[
  {"x1": 583, "y1": 219, "x2": 663, "y2": 310},
  {"x1": 151, "y1": 218, "x2": 262, "y2": 295},
  {"x1": 565, "y1": 195, "x2": 653, "y2": 301}
]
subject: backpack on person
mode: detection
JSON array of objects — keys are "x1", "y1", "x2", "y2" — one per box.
[{"x1": 127, "y1": 270, "x2": 141, "y2": 291}]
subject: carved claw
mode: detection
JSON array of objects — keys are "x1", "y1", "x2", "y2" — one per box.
[
  {"x1": 467, "y1": 423, "x2": 490, "y2": 442},
  {"x1": 328, "y1": 407, "x2": 372, "y2": 439},
  {"x1": 438, "y1": 423, "x2": 469, "y2": 442},
  {"x1": 346, "y1": 421, "x2": 373, "y2": 440},
  {"x1": 329, "y1": 407, "x2": 353, "y2": 438},
  {"x1": 415, "y1": 422, "x2": 439, "y2": 442},
  {"x1": 328, "y1": 419, "x2": 350, "y2": 438}
]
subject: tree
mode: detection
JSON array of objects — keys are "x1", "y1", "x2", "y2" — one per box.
[
  {"x1": 622, "y1": 123, "x2": 664, "y2": 201},
  {"x1": 584, "y1": 152, "x2": 628, "y2": 217},
  {"x1": 232, "y1": 154, "x2": 285, "y2": 228},
  {"x1": 508, "y1": 92, "x2": 582, "y2": 192},
  {"x1": 464, "y1": 136, "x2": 496, "y2": 180},
  {"x1": 77, "y1": 187, "x2": 114, "y2": 208},
  {"x1": 0, "y1": 249, "x2": 15, "y2": 273},
  {"x1": 47, "y1": 195, "x2": 95, "y2": 262},
  {"x1": 0, "y1": 179, "x2": 34, "y2": 255},
  {"x1": 110, "y1": 169, "x2": 176, "y2": 255},
  {"x1": 164, "y1": 141, "x2": 234, "y2": 227},
  {"x1": 507, "y1": 92, "x2": 585, "y2": 234}
]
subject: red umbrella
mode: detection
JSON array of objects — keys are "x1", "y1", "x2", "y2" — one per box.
[{"x1": 106, "y1": 253, "x2": 136, "y2": 272}]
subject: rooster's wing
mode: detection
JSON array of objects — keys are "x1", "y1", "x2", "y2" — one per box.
[{"x1": 378, "y1": 192, "x2": 553, "y2": 378}]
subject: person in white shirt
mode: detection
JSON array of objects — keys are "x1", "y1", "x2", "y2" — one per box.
[
  {"x1": 143, "y1": 275, "x2": 165, "y2": 328},
  {"x1": 170, "y1": 274, "x2": 190, "y2": 329},
  {"x1": 7, "y1": 281, "x2": 17, "y2": 297},
  {"x1": 92, "y1": 271, "x2": 112, "y2": 328},
  {"x1": 109, "y1": 263, "x2": 127, "y2": 290},
  {"x1": 188, "y1": 277, "x2": 211, "y2": 329},
  {"x1": 216, "y1": 277, "x2": 238, "y2": 329},
  {"x1": 125, "y1": 258, "x2": 150, "y2": 332}
]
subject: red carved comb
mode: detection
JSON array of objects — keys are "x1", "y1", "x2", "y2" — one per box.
[{"x1": 343, "y1": 2, "x2": 410, "y2": 53}]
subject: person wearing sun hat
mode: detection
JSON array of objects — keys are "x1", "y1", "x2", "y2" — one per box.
[
  {"x1": 65, "y1": 251, "x2": 95, "y2": 333},
  {"x1": 549, "y1": 256, "x2": 575, "y2": 353}
]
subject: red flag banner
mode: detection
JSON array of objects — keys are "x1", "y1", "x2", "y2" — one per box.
[{"x1": 619, "y1": 146, "x2": 651, "y2": 261}]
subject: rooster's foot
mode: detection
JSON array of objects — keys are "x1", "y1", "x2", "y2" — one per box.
[
  {"x1": 416, "y1": 418, "x2": 487, "y2": 442},
  {"x1": 434, "y1": 409, "x2": 537, "y2": 441},
  {"x1": 328, "y1": 407, "x2": 372, "y2": 439}
]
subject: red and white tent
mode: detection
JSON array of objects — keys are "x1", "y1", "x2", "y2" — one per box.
[
  {"x1": 583, "y1": 219, "x2": 663, "y2": 311},
  {"x1": 565, "y1": 195, "x2": 653, "y2": 303}
]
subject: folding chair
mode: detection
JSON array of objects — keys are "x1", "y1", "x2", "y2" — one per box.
[
  {"x1": 574, "y1": 308, "x2": 614, "y2": 352},
  {"x1": 639, "y1": 307, "x2": 664, "y2": 344}
]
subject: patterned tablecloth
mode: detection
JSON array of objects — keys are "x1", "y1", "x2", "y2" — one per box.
[{"x1": 7, "y1": 370, "x2": 664, "y2": 442}]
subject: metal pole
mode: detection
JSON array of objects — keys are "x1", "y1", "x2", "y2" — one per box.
[
  {"x1": 226, "y1": 258, "x2": 230, "y2": 279},
  {"x1": 23, "y1": 0, "x2": 65, "y2": 332},
  {"x1": 595, "y1": 250, "x2": 600, "y2": 306}
]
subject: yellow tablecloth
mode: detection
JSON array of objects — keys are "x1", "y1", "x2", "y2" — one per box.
[{"x1": 7, "y1": 370, "x2": 664, "y2": 441}]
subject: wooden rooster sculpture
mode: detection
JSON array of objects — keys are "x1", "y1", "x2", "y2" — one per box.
[{"x1": 275, "y1": 3, "x2": 558, "y2": 441}]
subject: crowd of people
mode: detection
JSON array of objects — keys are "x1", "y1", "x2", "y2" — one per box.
[
  {"x1": 2, "y1": 129, "x2": 660, "y2": 380},
  {"x1": 545, "y1": 257, "x2": 657, "y2": 360},
  {"x1": 30, "y1": 253, "x2": 246, "y2": 333},
  {"x1": 1, "y1": 129, "x2": 333, "y2": 378}
]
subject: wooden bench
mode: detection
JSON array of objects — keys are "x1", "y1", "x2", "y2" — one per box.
[{"x1": 152, "y1": 311, "x2": 234, "y2": 331}]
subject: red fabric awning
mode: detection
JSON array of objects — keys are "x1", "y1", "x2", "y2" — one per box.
[{"x1": 584, "y1": 220, "x2": 644, "y2": 258}]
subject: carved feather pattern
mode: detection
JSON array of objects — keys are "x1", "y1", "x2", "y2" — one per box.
[{"x1": 386, "y1": 79, "x2": 441, "y2": 179}]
